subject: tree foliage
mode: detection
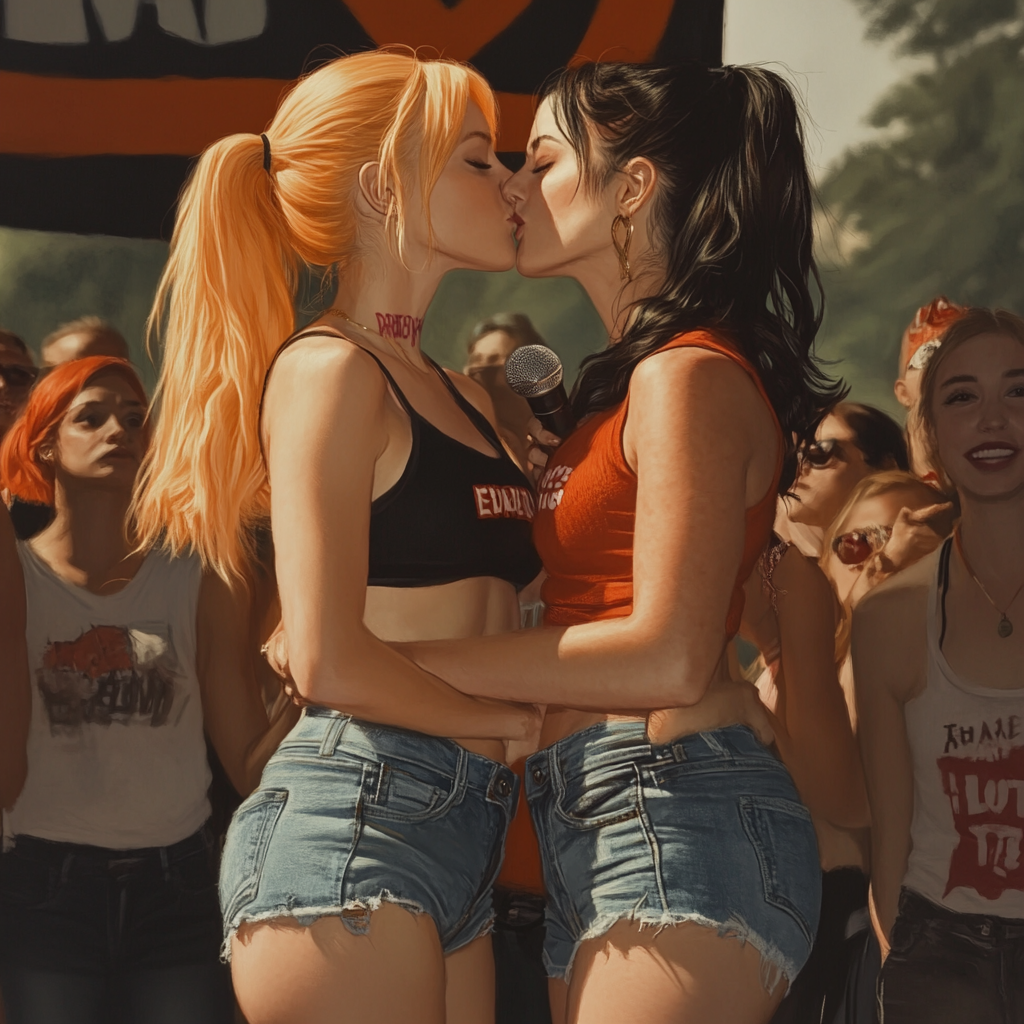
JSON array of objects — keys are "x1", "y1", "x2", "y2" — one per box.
[{"x1": 818, "y1": 0, "x2": 1024, "y2": 411}]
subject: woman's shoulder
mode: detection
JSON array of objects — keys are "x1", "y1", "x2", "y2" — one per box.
[{"x1": 851, "y1": 549, "x2": 937, "y2": 686}]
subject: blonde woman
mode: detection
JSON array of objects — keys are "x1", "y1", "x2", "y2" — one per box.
[
  {"x1": 134, "y1": 52, "x2": 540, "y2": 1024},
  {"x1": 855, "y1": 308, "x2": 1024, "y2": 1023}
]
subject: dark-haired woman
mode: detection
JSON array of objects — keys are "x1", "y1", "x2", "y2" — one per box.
[
  {"x1": 782, "y1": 403, "x2": 909, "y2": 558},
  {"x1": 855, "y1": 308, "x2": 1024, "y2": 1024},
  {"x1": 398, "y1": 62, "x2": 858, "y2": 1023}
]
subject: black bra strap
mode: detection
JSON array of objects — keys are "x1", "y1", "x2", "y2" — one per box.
[
  {"x1": 425, "y1": 357, "x2": 503, "y2": 455},
  {"x1": 938, "y1": 536, "x2": 953, "y2": 650},
  {"x1": 258, "y1": 326, "x2": 419, "y2": 462}
]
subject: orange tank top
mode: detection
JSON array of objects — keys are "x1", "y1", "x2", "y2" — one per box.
[
  {"x1": 496, "y1": 331, "x2": 785, "y2": 895},
  {"x1": 534, "y1": 330, "x2": 783, "y2": 633}
]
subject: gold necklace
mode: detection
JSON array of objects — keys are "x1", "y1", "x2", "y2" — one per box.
[
  {"x1": 323, "y1": 307, "x2": 377, "y2": 335},
  {"x1": 954, "y1": 529, "x2": 1024, "y2": 639},
  {"x1": 323, "y1": 307, "x2": 433, "y2": 375}
]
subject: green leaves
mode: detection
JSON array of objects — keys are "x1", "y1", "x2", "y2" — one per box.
[{"x1": 818, "y1": 0, "x2": 1024, "y2": 412}]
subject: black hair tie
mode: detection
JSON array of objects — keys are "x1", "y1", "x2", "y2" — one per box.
[{"x1": 260, "y1": 133, "x2": 271, "y2": 172}]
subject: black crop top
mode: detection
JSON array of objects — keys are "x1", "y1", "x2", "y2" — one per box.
[{"x1": 263, "y1": 329, "x2": 542, "y2": 590}]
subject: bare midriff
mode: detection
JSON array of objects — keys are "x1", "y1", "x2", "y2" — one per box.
[{"x1": 364, "y1": 576, "x2": 520, "y2": 760}]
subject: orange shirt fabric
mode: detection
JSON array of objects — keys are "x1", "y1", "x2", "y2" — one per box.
[
  {"x1": 496, "y1": 330, "x2": 785, "y2": 894},
  {"x1": 535, "y1": 330, "x2": 783, "y2": 633}
]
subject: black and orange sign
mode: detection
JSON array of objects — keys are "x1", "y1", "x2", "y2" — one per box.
[{"x1": 0, "y1": 0, "x2": 723, "y2": 238}]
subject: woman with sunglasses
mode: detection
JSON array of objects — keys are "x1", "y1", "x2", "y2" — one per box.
[
  {"x1": 855, "y1": 307, "x2": 1024, "y2": 1024},
  {"x1": 767, "y1": 471, "x2": 952, "y2": 1024},
  {"x1": 783, "y1": 404, "x2": 908, "y2": 557},
  {"x1": 822, "y1": 471, "x2": 954, "y2": 619}
]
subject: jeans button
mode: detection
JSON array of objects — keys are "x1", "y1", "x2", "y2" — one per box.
[
  {"x1": 496, "y1": 777, "x2": 512, "y2": 798},
  {"x1": 531, "y1": 767, "x2": 545, "y2": 784},
  {"x1": 981, "y1": 923, "x2": 991, "y2": 937}
]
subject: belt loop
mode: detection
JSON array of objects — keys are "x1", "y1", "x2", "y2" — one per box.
[
  {"x1": 700, "y1": 731, "x2": 729, "y2": 757},
  {"x1": 318, "y1": 714, "x2": 348, "y2": 757},
  {"x1": 159, "y1": 845, "x2": 170, "y2": 881}
]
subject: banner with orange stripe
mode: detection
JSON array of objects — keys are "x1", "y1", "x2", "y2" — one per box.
[{"x1": 0, "y1": 0, "x2": 722, "y2": 237}]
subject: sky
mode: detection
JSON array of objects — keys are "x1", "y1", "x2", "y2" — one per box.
[{"x1": 724, "y1": 0, "x2": 928, "y2": 178}]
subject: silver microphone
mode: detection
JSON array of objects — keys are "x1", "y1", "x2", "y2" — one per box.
[{"x1": 504, "y1": 345, "x2": 576, "y2": 439}]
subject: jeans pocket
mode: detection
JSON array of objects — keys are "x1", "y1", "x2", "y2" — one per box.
[
  {"x1": 738, "y1": 794, "x2": 818, "y2": 945},
  {"x1": 362, "y1": 760, "x2": 457, "y2": 823},
  {"x1": 0, "y1": 849, "x2": 57, "y2": 911},
  {"x1": 219, "y1": 789, "x2": 288, "y2": 925},
  {"x1": 554, "y1": 763, "x2": 640, "y2": 830},
  {"x1": 886, "y1": 911, "x2": 923, "y2": 959}
]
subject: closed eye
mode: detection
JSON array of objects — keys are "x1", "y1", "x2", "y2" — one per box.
[
  {"x1": 532, "y1": 162, "x2": 553, "y2": 175},
  {"x1": 466, "y1": 159, "x2": 492, "y2": 170}
]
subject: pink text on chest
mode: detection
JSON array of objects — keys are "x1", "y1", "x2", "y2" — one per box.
[{"x1": 473, "y1": 485, "x2": 536, "y2": 522}]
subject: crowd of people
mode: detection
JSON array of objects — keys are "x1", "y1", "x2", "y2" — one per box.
[{"x1": 0, "y1": 48, "x2": 1021, "y2": 1024}]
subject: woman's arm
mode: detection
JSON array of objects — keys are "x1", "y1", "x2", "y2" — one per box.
[
  {"x1": 0, "y1": 504, "x2": 29, "y2": 810},
  {"x1": 196, "y1": 570, "x2": 299, "y2": 796},
  {"x1": 763, "y1": 549, "x2": 869, "y2": 828},
  {"x1": 402, "y1": 348, "x2": 778, "y2": 709},
  {"x1": 262, "y1": 337, "x2": 536, "y2": 740},
  {"x1": 852, "y1": 574, "x2": 927, "y2": 954}
]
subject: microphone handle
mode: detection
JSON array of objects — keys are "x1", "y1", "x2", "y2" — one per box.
[{"x1": 527, "y1": 385, "x2": 576, "y2": 441}]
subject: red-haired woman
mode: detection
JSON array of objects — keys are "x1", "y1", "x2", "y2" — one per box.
[
  {"x1": 856, "y1": 308, "x2": 1024, "y2": 1023},
  {"x1": 0, "y1": 357, "x2": 296, "y2": 1024}
]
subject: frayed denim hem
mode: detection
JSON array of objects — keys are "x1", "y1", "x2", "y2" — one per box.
[
  {"x1": 220, "y1": 892, "x2": 497, "y2": 962},
  {"x1": 220, "y1": 890, "x2": 426, "y2": 962},
  {"x1": 544, "y1": 907, "x2": 798, "y2": 996}
]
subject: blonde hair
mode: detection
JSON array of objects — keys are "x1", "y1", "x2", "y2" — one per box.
[
  {"x1": 820, "y1": 470, "x2": 947, "y2": 567},
  {"x1": 133, "y1": 50, "x2": 497, "y2": 582}
]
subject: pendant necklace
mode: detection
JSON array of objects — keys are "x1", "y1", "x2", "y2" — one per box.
[{"x1": 954, "y1": 529, "x2": 1024, "y2": 638}]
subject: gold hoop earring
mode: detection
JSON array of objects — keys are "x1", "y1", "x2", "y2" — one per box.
[{"x1": 611, "y1": 214, "x2": 633, "y2": 282}]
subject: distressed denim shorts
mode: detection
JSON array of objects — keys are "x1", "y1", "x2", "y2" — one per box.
[
  {"x1": 525, "y1": 722, "x2": 821, "y2": 987},
  {"x1": 218, "y1": 708, "x2": 518, "y2": 959}
]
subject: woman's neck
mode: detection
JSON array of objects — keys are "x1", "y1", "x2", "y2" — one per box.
[
  {"x1": 572, "y1": 258, "x2": 662, "y2": 342},
  {"x1": 957, "y1": 488, "x2": 1024, "y2": 591},
  {"x1": 331, "y1": 256, "x2": 445, "y2": 363},
  {"x1": 31, "y1": 485, "x2": 140, "y2": 593}
]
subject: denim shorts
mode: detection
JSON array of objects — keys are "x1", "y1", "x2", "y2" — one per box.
[
  {"x1": 525, "y1": 722, "x2": 821, "y2": 988},
  {"x1": 219, "y1": 709, "x2": 519, "y2": 959}
]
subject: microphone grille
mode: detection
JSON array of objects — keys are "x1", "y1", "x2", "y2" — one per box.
[{"x1": 504, "y1": 345, "x2": 564, "y2": 398}]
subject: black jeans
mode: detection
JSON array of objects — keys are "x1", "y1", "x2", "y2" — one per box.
[
  {"x1": 0, "y1": 826, "x2": 232, "y2": 1024},
  {"x1": 879, "y1": 888, "x2": 1024, "y2": 1024},
  {"x1": 492, "y1": 887, "x2": 552, "y2": 1024},
  {"x1": 771, "y1": 867, "x2": 880, "y2": 1024}
]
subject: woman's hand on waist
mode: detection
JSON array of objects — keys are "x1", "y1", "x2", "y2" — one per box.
[{"x1": 646, "y1": 676, "x2": 776, "y2": 747}]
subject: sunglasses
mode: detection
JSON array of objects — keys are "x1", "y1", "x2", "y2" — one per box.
[
  {"x1": 831, "y1": 523, "x2": 893, "y2": 566},
  {"x1": 800, "y1": 437, "x2": 841, "y2": 469},
  {"x1": 0, "y1": 364, "x2": 40, "y2": 389}
]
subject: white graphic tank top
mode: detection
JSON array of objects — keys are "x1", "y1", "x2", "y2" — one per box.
[
  {"x1": 4, "y1": 543, "x2": 211, "y2": 849},
  {"x1": 903, "y1": 540, "x2": 1024, "y2": 917}
]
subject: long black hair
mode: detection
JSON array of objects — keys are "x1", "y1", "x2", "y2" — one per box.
[{"x1": 544, "y1": 62, "x2": 846, "y2": 483}]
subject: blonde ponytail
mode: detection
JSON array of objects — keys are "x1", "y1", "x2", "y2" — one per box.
[{"x1": 133, "y1": 51, "x2": 497, "y2": 582}]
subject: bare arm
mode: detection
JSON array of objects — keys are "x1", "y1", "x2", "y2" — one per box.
[
  {"x1": 762, "y1": 549, "x2": 869, "y2": 828},
  {"x1": 402, "y1": 349, "x2": 776, "y2": 709},
  {"x1": 263, "y1": 338, "x2": 535, "y2": 740},
  {"x1": 852, "y1": 570, "x2": 928, "y2": 954},
  {"x1": 0, "y1": 505, "x2": 29, "y2": 810},
  {"x1": 196, "y1": 570, "x2": 299, "y2": 796}
]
